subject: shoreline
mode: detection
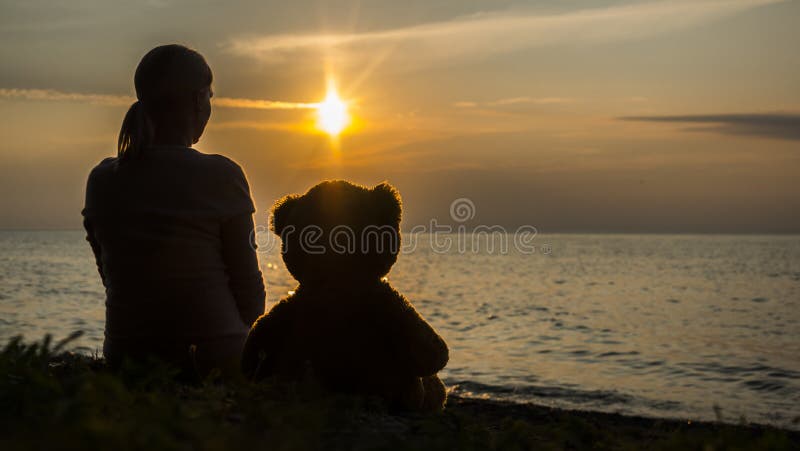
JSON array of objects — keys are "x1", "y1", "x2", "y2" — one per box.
[
  {"x1": 447, "y1": 388, "x2": 800, "y2": 434},
  {"x1": 446, "y1": 395, "x2": 800, "y2": 447}
]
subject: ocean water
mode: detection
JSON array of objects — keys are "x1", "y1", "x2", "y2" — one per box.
[{"x1": 1, "y1": 230, "x2": 799, "y2": 429}]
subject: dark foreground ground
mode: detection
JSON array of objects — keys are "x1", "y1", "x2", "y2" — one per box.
[{"x1": 1, "y1": 335, "x2": 798, "y2": 451}]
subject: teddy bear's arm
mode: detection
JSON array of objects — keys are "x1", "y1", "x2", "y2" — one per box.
[
  {"x1": 241, "y1": 298, "x2": 295, "y2": 380},
  {"x1": 386, "y1": 296, "x2": 450, "y2": 377}
]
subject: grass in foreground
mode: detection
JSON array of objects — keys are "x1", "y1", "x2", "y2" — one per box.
[{"x1": 1, "y1": 335, "x2": 797, "y2": 451}]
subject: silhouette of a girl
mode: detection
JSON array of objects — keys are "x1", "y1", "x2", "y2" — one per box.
[{"x1": 82, "y1": 44, "x2": 265, "y2": 374}]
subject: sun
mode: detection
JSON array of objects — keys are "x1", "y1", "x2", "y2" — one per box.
[{"x1": 316, "y1": 80, "x2": 350, "y2": 136}]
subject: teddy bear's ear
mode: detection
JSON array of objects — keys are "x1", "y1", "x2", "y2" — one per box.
[
  {"x1": 270, "y1": 194, "x2": 300, "y2": 236},
  {"x1": 371, "y1": 182, "x2": 402, "y2": 225}
]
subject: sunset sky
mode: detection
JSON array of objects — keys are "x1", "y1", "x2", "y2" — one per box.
[{"x1": 1, "y1": 0, "x2": 798, "y2": 232}]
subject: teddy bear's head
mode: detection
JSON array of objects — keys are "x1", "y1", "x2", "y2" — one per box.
[{"x1": 271, "y1": 180, "x2": 402, "y2": 285}]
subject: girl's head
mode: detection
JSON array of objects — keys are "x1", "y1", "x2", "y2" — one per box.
[{"x1": 118, "y1": 44, "x2": 213, "y2": 161}]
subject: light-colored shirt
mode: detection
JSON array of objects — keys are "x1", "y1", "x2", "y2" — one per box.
[{"x1": 82, "y1": 145, "x2": 265, "y2": 364}]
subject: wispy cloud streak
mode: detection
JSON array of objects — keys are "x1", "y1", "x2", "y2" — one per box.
[
  {"x1": 620, "y1": 113, "x2": 800, "y2": 141},
  {"x1": 0, "y1": 88, "x2": 316, "y2": 110},
  {"x1": 0, "y1": 88, "x2": 133, "y2": 106},
  {"x1": 491, "y1": 97, "x2": 575, "y2": 106},
  {"x1": 227, "y1": 0, "x2": 784, "y2": 65},
  {"x1": 455, "y1": 97, "x2": 577, "y2": 108},
  {"x1": 212, "y1": 96, "x2": 317, "y2": 110}
]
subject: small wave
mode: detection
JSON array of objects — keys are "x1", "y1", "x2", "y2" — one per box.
[
  {"x1": 448, "y1": 379, "x2": 633, "y2": 404},
  {"x1": 596, "y1": 339, "x2": 623, "y2": 345},
  {"x1": 742, "y1": 379, "x2": 788, "y2": 393},
  {"x1": 768, "y1": 370, "x2": 800, "y2": 379},
  {"x1": 682, "y1": 361, "x2": 797, "y2": 378},
  {"x1": 446, "y1": 379, "x2": 683, "y2": 414},
  {"x1": 597, "y1": 351, "x2": 640, "y2": 358}
]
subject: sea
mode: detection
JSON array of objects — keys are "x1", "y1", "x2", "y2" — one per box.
[{"x1": 1, "y1": 230, "x2": 798, "y2": 430}]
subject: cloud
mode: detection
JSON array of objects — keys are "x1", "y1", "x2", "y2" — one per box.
[
  {"x1": 0, "y1": 88, "x2": 132, "y2": 106},
  {"x1": 451, "y1": 97, "x2": 578, "y2": 115},
  {"x1": 620, "y1": 113, "x2": 800, "y2": 140},
  {"x1": 226, "y1": 0, "x2": 784, "y2": 66},
  {"x1": 212, "y1": 96, "x2": 317, "y2": 110},
  {"x1": 0, "y1": 88, "x2": 316, "y2": 110},
  {"x1": 214, "y1": 97, "x2": 319, "y2": 110},
  {"x1": 487, "y1": 97, "x2": 576, "y2": 106}
]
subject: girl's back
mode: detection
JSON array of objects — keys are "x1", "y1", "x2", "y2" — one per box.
[{"x1": 84, "y1": 145, "x2": 264, "y2": 371}]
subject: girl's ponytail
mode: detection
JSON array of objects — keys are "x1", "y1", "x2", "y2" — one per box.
[{"x1": 117, "y1": 99, "x2": 153, "y2": 162}]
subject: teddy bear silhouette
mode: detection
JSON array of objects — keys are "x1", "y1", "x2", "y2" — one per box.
[{"x1": 241, "y1": 180, "x2": 449, "y2": 411}]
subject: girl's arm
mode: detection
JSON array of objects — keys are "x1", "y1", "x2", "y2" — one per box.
[
  {"x1": 218, "y1": 158, "x2": 266, "y2": 327},
  {"x1": 221, "y1": 212, "x2": 266, "y2": 326},
  {"x1": 83, "y1": 217, "x2": 106, "y2": 286}
]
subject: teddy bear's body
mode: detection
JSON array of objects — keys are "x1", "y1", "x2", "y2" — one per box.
[
  {"x1": 242, "y1": 281, "x2": 448, "y2": 410},
  {"x1": 241, "y1": 180, "x2": 449, "y2": 411}
]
